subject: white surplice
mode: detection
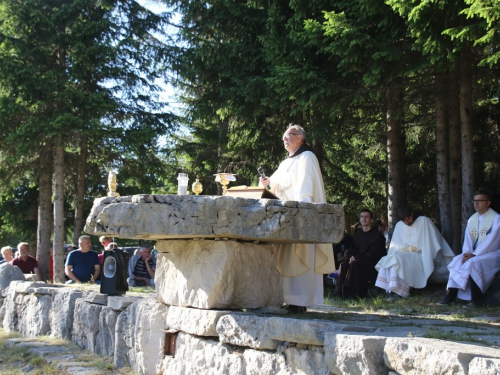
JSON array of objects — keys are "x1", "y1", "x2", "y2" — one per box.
[
  {"x1": 268, "y1": 150, "x2": 335, "y2": 306},
  {"x1": 447, "y1": 209, "x2": 500, "y2": 300},
  {"x1": 375, "y1": 216, "x2": 454, "y2": 297}
]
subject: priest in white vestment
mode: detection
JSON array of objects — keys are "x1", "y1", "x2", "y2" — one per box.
[
  {"x1": 375, "y1": 207, "x2": 454, "y2": 297},
  {"x1": 440, "y1": 190, "x2": 500, "y2": 307},
  {"x1": 260, "y1": 125, "x2": 335, "y2": 312}
]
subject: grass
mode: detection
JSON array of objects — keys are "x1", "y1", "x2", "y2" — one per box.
[
  {"x1": 0, "y1": 330, "x2": 133, "y2": 374},
  {"x1": 423, "y1": 327, "x2": 486, "y2": 344},
  {"x1": 323, "y1": 284, "x2": 500, "y2": 319},
  {"x1": 0, "y1": 331, "x2": 55, "y2": 375}
]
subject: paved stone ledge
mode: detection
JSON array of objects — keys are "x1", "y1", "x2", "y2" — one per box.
[
  {"x1": 84, "y1": 194, "x2": 344, "y2": 244},
  {"x1": 2, "y1": 281, "x2": 500, "y2": 375}
]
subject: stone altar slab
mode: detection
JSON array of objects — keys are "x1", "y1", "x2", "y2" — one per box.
[
  {"x1": 84, "y1": 194, "x2": 344, "y2": 244},
  {"x1": 155, "y1": 240, "x2": 283, "y2": 309}
]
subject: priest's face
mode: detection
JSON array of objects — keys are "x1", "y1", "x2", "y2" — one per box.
[
  {"x1": 473, "y1": 194, "x2": 491, "y2": 215},
  {"x1": 402, "y1": 215, "x2": 414, "y2": 226},
  {"x1": 283, "y1": 130, "x2": 303, "y2": 155}
]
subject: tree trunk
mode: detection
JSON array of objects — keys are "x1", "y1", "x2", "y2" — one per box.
[
  {"x1": 36, "y1": 144, "x2": 53, "y2": 281},
  {"x1": 386, "y1": 84, "x2": 406, "y2": 233},
  {"x1": 73, "y1": 138, "x2": 88, "y2": 245},
  {"x1": 459, "y1": 46, "x2": 475, "y2": 235},
  {"x1": 53, "y1": 136, "x2": 66, "y2": 283},
  {"x1": 435, "y1": 73, "x2": 453, "y2": 245},
  {"x1": 448, "y1": 66, "x2": 462, "y2": 253}
]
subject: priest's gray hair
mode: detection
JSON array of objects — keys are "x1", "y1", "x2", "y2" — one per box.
[{"x1": 287, "y1": 124, "x2": 306, "y2": 140}]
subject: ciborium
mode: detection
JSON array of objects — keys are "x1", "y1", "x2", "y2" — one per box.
[{"x1": 192, "y1": 178, "x2": 203, "y2": 195}]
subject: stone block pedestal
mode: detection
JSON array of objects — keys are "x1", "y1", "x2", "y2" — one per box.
[{"x1": 155, "y1": 240, "x2": 283, "y2": 309}]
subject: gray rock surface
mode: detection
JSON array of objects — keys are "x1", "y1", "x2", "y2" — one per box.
[
  {"x1": 0, "y1": 264, "x2": 26, "y2": 291},
  {"x1": 83, "y1": 292, "x2": 108, "y2": 306},
  {"x1": 324, "y1": 334, "x2": 388, "y2": 375},
  {"x1": 50, "y1": 288, "x2": 84, "y2": 340},
  {"x1": 114, "y1": 297, "x2": 168, "y2": 375},
  {"x1": 284, "y1": 347, "x2": 329, "y2": 375},
  {"x1": 158, "y1": 331, "x2": 331, "y2": 375},
  {"x1": 384, "y1": 337, "x2": 500, "y2": 374},
  {"x1": 95, "y1": 307, "x2": 119, "y2": 357},
  {"x1": 156, "y1": 240, "x2": 283, "y2": 309},
  {"x1": 85, "y1": 194, "x2": 344, "y2": 244},
  {"x1": 217, "y1": 314, "x2": 283, "y2": 350},
  {"x1": 72, "y1": 299, "x2": 103, "y2": 352},
  {"x1": 267, "y1": 317, "x2": 376, "y2": 346},
  {"x1": 2, "y1": 281, "x2": 25, "y2": 332},
  {"x1": 469, "y1": 357, "x2": 500, "y2": 375},
  {"x1": 166, "y1": 305, "x2": 231, "y2": 337},
  {"x1": 17, "y1": 294, "x2": 52, "y2": 337},
  {"x1": 107, "y1": 295, "x2": 141, "y2": 311}
]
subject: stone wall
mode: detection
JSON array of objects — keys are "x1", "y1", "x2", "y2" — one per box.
[{"x1": 1, "y1": 275, "x2": 500, "y2": 374}]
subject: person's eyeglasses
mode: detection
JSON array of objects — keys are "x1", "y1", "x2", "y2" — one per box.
[
  {"x1": 472, "y1": 200, "x2": 489, "y2": 203},
  {"x1": 283, "y1": 132, "x2": 300, "y2": 139}
]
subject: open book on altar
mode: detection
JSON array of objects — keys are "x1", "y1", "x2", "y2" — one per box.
[{"x1": 224, "y1": 186, "x2": 279, "y2": 199}]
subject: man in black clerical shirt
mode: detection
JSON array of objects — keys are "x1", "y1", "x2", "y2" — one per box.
[{"x1": 336, "y1": 209, "x2": 386, "y2": 299}]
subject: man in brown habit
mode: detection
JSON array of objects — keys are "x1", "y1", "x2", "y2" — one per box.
[{"x1": 336, "y1": 209, "x2": 386, "y2": 299}]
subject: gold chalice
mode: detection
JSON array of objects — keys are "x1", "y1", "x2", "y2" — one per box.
[{"x1": 214, "y1": 173, "x2": 236, "y2": 196}]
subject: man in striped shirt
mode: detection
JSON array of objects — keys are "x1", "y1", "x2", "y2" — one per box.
[{"x1": 128, "y1": 246, "x2": 156, "y2": 287}]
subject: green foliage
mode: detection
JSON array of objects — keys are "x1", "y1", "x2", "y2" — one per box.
[{"x1": 0, "y1": 0, "x2": 178, "y2": 244}]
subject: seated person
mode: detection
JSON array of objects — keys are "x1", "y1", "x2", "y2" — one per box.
[
  {"x1": 0, "y1": 246, "x2": 13, "y2": 264},
  {"x1": 98, "y1": 242, "x2": 118, "y2": 264},
  {"x1": 333, "y1": 232, "x2": 354, "y2": 270},
  {"x1": 128, "y1": 246, "x2": 156, "y2": 287},
  {"x1": 440, "y1": 190, "x2": 500, "y2": 307},
  {"x1": 65, "y1": 235, "x2": 100, "y2": 284},
  {"x1": 11, "y1": 242, "x2": 41, "y2": 280},
  {"x1": 336, "y1": 209, "x2": 386, "y2": 299},
  {"x1": 375, "y1": 207, "x2": 454, "y2": 297}
]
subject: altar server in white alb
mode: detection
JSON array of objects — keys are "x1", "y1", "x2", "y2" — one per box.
[
  {"x1": 375, "y1": 207, "x2": 455, "y2": 298},
  {"x1": 439, "y1": 190, "x2": 500, "y2": 307},
  {"x1": 260, "y1": 124, "x2": 335, "y2": 314}
]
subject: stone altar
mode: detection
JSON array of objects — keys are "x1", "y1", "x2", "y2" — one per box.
[{"x1": 85, "y1": 194, "x2": 344, "y2": 309}]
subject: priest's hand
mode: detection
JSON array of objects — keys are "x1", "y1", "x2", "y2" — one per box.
[
  {"x1": 260, "y1": 177, "x2": 270, "y2": 188},
  {"x1": 349, "y1": 256, "x2": 356, "y2": 263},
  {"x1": 462, "y1": 252, "x2": 475, "y2": 264}
]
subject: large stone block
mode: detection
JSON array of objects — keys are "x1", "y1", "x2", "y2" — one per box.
[
  {"x1": 469, "y1": 357, "x2": 500, "y2": 375},
  {"x1": 1, "y1": 280, "x2": 28, "y2": 332},
  {"x1": 17, "y1": 294, "x2": 52, "y2": 337},
  {"x1": 267, "y1": 317, "x2": 376, "y2": 346},
  {"x1": 324, "y1": 334, "x2": 388, "y2": 375},
  {"x1": 284, "y1": 347, "x2": 329, "y2": 375},
  {"x1": 95, "y1": 307, "x2": 120, "y2": 357},
  {"x1": 114, "y1": 297, "x2": 168, "y2": 375},
  {"x1": 0, "y1": 264, "x2": 25, "y2": 291},
  {"x1": 85, "y1": 194, "x2": 344, "y2": 244},
  {"x1": 72, "y1": 299, "x2": 103, "y2": 352},
  {"x1": 158, "y1": 332, "x2": 330, "y2": 375},
  {"x1": 166, "y1": 306, "x2": 231, "y2": 337},
  {"x1": 50, "y1": 288, "x2": 84, "y2": 340},
  {"x1": 217, "y1": 314, "x2": 283, "y2": 350},
  {"x1": 384, "y1": 337, "x2": 500, "y2": 375},
  {"x1": 156, "y1": 240, "x2": 283, "y2": 309}
]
